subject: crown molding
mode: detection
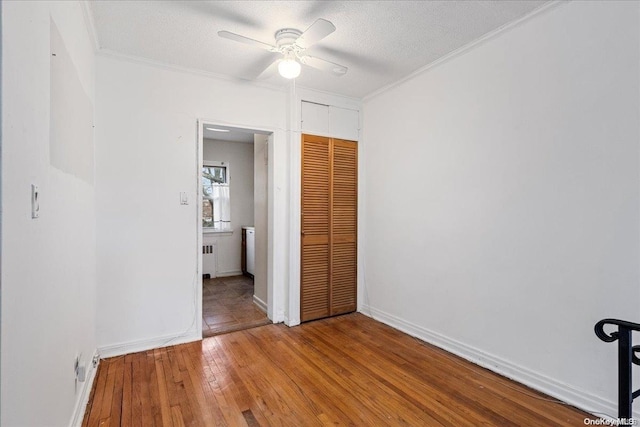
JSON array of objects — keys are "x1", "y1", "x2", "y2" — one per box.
[
  {"x1": 96, "y1": 48, "x2": 290, "y2": 93},
  {"x1": 363, "y1": 1, "x2": 566, "y2": 102}
]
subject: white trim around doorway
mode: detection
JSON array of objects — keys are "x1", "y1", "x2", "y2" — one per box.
[{"x1": 197, "y1": 119, "x2": 286, "y2": 336}]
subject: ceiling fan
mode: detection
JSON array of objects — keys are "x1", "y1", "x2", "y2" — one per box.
[{"x1": 218, "y1": 18, "x2": 348, "y2": 80}]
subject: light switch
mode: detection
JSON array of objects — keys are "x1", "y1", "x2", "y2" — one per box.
[
  {"x1": 31, "y1": 184, "x2": 39, "y2": 218},
  {"x1": 180, "y1": 192, "x2": 188, "y2": 205}
]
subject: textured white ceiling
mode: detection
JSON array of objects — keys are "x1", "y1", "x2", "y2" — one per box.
[{"x1": 88, "y1": 0, "x2": 549, "y2": 99}]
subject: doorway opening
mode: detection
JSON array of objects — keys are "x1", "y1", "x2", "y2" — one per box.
[{"x1": 199, "y1": 123, "x2": 271, "y2": 337}]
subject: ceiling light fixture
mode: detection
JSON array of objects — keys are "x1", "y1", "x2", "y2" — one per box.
[
  {"x1": 278, "y1": 51, "x2": 301, "y2": 79},
  {"x1": 206, "y1": 127, "x2": 230, "y2": 132}
]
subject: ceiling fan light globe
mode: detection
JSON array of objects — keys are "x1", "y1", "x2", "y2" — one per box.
[{"x1": 278, "y1": 59, "x2": 301, "y2": 79}]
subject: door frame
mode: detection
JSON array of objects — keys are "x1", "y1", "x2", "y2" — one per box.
[
  {"x1": 287, "y1": 88, "x2": 363, "y2": 326},
  {"x1": 196, "y1": 119, "x2": 283, "y2": 336}
]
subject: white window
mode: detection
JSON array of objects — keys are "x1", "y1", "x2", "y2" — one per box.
[{"x1": 202, "y1": 161, "x2": 231, "y2": 231}]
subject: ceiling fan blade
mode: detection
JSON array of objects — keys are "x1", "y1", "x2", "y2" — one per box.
[
  {"x1": 295, "y1": 18, "x2": 336, "y2": 49},
  {"x1": 218, "y1": 31, "x2": 278, "y2": 52},
  {"x1": 255, "y1": 57, "x2": 280, "y2": 80},
  {"x1": 300, "y1": 55, "x2": 348, "y2": 76}
]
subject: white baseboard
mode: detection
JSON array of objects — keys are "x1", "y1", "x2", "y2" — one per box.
[
  {"x1": 252, "y1": 297, "x2": 286, "y2": 324},
  {"x1": 274, "y1": 309, "x2": 286, "y2": 324},
  {"x1": 98, "y1": 331, "x2": 201, "y2": 359},
  {"x1": 359, "y1": 304, "x2": 631, "y2": 420},
  {"x1": 69, "y1": 350, "x2": 100, "y2": 427},
  {"x1": 285, "y1": 314, "x2": 300, "y2": 327},
  {"x1": 216, "y1": 270, "x2": 243, "y2": 277},
  {"x1": 253, "y1": 295, "x2": 267, "y2": 313}
]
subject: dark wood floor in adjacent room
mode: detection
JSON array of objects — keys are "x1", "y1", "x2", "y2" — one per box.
[
  {"x1": 202, "y1": 275, "x2": 270, "y2": 337},
  {"x1": 82, "y1": 313, "x2": 592, "y2": 426}
]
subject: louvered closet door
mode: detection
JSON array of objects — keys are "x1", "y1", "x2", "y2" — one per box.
[
  {"x1": 301, "y1": 135, "x2": 331, "y2": 321},
  {"x1": 301, "y1": 134, "x2": 357, "y2": 322},
  {"x1": 331, "y1": 139, "x2": 357, "y2": 315}
]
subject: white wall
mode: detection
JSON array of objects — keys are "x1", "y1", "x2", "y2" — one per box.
[
  {"x1": 254, "y1": 134, "x2": 269, "y2": 307},
  {"x1": 1, "y1": 1, "x2": 97, "y2": 425},
  {"x1": 362, "y1": 0, "x2": 640, "y2": 417},
  {"x1": 95, "y1": 55, "x2": 288, "y2": 352},
  {"x1": 203, "y1": 138, "x2": 254, "y2": 276}
]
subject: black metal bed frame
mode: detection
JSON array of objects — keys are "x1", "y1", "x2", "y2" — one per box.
[{"x1": 594, "y1": 318, "x2": 640, "y2": 425}]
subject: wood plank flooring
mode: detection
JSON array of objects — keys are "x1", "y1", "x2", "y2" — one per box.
[{"x1": 83, "y1": 313, "x2": 592, "y2": 426}]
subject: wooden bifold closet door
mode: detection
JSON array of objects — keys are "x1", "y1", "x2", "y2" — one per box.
[{"x1": 301, "y1": 134, "x2": 357, "y2": 322}]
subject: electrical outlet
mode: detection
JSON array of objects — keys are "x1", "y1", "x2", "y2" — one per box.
[
  {"x1": 74, "y1": 353, "x2": 87, "y2": 382},
  {"x1": 77, "y1": 364, "x2": 86, "y2": 382}
]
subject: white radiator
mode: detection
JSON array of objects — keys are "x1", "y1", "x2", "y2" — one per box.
[{"x1": 202, "y1": 244, "x2": 216, "y2": 278}]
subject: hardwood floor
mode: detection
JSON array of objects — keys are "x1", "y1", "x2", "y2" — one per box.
[
  {"x1": 83, "y1": 313, "x2": 592, "y2": 426},
  {"x1": 202, "y1": 275, "x2": 270, "y2": 337}
]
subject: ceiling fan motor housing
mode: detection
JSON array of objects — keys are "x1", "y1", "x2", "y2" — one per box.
[{"x1": 275, "y1": 28, "x2": 303, "y2": 53}]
